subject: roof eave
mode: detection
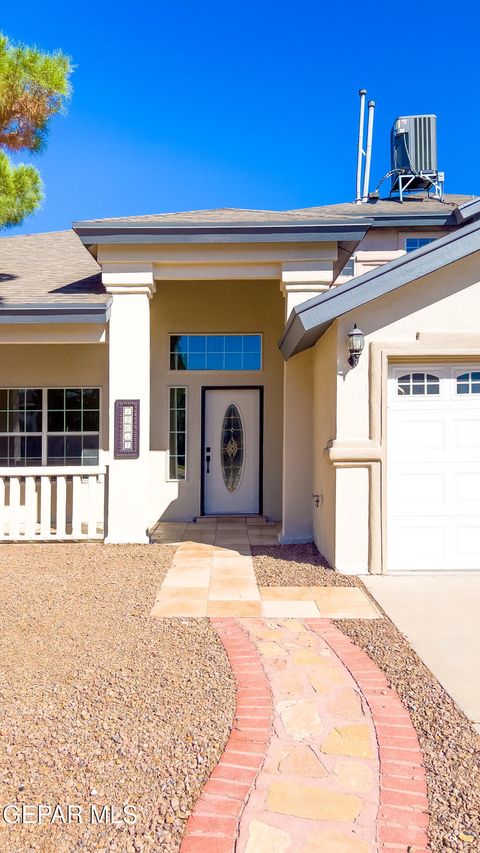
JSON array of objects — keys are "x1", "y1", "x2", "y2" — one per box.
[
  {"x1": 280, "y1": 218, "x2": 480, "y2": 360},
  {"x1": 367, "y1": 211, "x2": 458, "y2": 227},
  {"x1": 0, "y1": 300, "x2": 111, "y2": 325},
  {"x1": 454, "y1": 197, "x2": 480, "y2": 224},
  {"x1": 73, "y1": 221, "x2": 372, "y2": 247}
]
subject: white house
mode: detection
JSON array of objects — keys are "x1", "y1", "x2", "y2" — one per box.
[{"x1": 1, "y1": 192, "x2": 480, "y2": 574}]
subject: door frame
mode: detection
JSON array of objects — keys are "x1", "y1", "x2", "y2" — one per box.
[{"x1": 200, "y1": 385, "x2": 264, "y2": 516}]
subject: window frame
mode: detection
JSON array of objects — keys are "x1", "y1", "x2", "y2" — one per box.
[
  {"x1": 339, "y1": 255, "x2": 356, "y2": 278},
  {"x1": 167, "y1": 386, "x2": 187, "y2": 481},
  {"x1": 395, "y1": 371, "x2": 441, "y2": 397},
  {"x1": 404, "y1": 236, "x2": 436, "y2": 253},
  {"x1": 0, "y1": 385, "x2": 102, "y2": 469},
  {"x1": 168, "y1": 333, "x2": 263, "y2": 372},
  {"x1": 455, "y1": 370, "x2": 480, "y2": 396}
]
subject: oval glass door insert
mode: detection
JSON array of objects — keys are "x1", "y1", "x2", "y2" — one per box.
[{"x1": 221, "y1": 404, "x2": 244, "y2": 492}]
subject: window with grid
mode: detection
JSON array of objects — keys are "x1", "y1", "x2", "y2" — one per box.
[
  {"x1": 456, "y1": 372, "x2": 480, "y2": 395},
  {"x1": 170, "y1": 335, "x2": 262, "y2": 371},
  {"x1": 0, "y1": 388, "x2": 100, "y2": 467},
  {"x1": 405, "y1": 237, "x2": 435, "y2": 253},
  {"x1": 169, "y1": 387, "x2": 186, "y2": 479},
  {"x1": 397, "y1": 373, "x2": 440, "y2": 396}
]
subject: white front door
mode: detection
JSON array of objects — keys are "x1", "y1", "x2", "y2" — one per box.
[
  {"x1": 387, "y1": 363, "x2": 480, "y2": 572},
  {"x1": 204, "y1": 388, "x2": 260, "y2": 515}
]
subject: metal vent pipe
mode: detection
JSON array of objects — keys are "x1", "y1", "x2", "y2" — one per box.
[
  {"x1": 355, "y1": 89, "x2": 367, "y2": 204},
  {"x1": 362, "y1": 100, "x2": 375, "y2": 202}
]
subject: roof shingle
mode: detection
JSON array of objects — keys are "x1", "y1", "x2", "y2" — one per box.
[{"x1": 0, "y1": 230, "x2": 105, "y2": 305}]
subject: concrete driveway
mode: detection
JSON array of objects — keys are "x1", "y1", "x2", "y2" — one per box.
[{"x1": 363, "y1": 573, "x2": 480, "y2": 733}]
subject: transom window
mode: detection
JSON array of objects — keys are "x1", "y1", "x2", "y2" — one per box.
[
  {"x1": 405, "y1": 237, "x2": 435, "y2": 253},
  {"x1": 170, "y1": 335, "x2": 262, "y2": 371},
  {"x1": 397, "y1": 373, "x2": 440, "y2": 396},
  {"x1": 0, "y1": 388, "x2": 100, "y2": 467},
  {"x1": 456, "y1": 372, "x2": 480, "y2": 395}
]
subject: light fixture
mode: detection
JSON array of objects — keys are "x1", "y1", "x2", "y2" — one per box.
[{"x1": 347, "y1": 323, "x2": 365, "y2": 367}]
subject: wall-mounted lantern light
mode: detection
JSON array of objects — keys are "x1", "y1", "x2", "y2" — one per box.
[{"x1": 347, "y1": 323, "x2": 365, "y2": 367}]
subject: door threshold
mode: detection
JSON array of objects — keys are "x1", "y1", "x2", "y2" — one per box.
[{"x1": 195, "y1": 514, "x2": 269, "y2": 524}]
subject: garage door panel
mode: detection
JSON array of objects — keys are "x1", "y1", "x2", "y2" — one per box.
[
  {"x1": 389, "y1": 471, "x2": 445, "y2": 508},
  {"x1": 388, "y1": 363, "x2": 480, "y2": 572},
  {"x1": 389, "y1": 522, "x2": 446, "y2": 572},
  {"x1": 454, "y1": 472, "x2": 480, "y2": 503},
  {"x1": 388, "y1": 418, "x2": 445, "y2": 456},
  {"x1": 455, "y1": 524, "x2": 480, "y2": 564},
  {"x1": 454, "y1": 418, "x2": 480, "y2": 449}
]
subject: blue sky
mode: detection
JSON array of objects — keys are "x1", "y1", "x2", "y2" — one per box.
[{"x1": 3, "y1": 0, "x2": 480, "y2": 234}]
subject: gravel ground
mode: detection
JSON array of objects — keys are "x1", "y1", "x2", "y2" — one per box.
[
  {"x1": 251, "y1": 543, "x2": 359, "y2": 587},
  {"x1": 0, "y1": 544, "x2": 235, "y2": 853},
  {"x1": 335, "y1": 617, "x2": 480, "y2": 852}
]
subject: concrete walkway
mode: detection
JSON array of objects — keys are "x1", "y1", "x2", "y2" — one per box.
[
  {"x1": 150, "y1": 521, "x2": 379, "y2": 620},
  {"x1": 364, "y1": 573, "x2": 480, "y2": 732}
]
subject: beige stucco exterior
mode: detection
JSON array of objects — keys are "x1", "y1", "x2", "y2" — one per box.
[
  {"x1": 309, "y1": 249, "x2": 480, "y2": 574},
  {"x1": 3, "y1": 214, "x2": 479, "y2": 559},
  {"x1": 148, "y1": 279, "x2": 285, "y2": 523},
  {"x1": 0, "y1": 343, "x2": 109, "y2": 453}
]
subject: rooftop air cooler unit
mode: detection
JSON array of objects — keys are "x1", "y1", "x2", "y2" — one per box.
[{"x1": 390, "y1": 115, "x2": 440, "y2": 198}]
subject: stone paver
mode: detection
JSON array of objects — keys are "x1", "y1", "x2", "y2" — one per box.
[
  {"x1": 181, "y1": 617, "x2": 431, "y2": 853},
  {"x1": 235, "y1": 618, "x2": 379, "y2": 853},
  {"x1": 150, "y1": 521, "x2": 379, "y2": 619}
]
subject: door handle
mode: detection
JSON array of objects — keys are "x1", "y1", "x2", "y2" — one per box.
[{"x1": 206, "y1": 447, "x2": 211, "y2": 474}]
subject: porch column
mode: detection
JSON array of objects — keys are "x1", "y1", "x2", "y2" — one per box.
[
  {"x1": 280, "y1": 261, "x2": 333, "y2": 318},
  {"x1": 279, "y1": 348, "x2": 314, "y2": 544},
  {"x1": 104, "y1": 266, "x2": 155, "y2": 543}
]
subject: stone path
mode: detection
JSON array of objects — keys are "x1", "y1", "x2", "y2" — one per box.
[
  {"x1": 150, "y1": 521, "x2": 379, "y2": 619},
  {"x1": 181, "y1": 618, "x2": 431, "y2": 853},
  {"x1": 236, "y1": 618, "x2": 379, "y2": 853}
]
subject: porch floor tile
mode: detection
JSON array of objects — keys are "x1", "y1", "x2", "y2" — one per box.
[{"x1": 150, "y1": 521, "x2": 379, "y2": 619}]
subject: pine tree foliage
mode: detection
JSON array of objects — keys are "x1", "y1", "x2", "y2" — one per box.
[{"x1": 0, "y1": 33, "x2": 72, "y2": 228}]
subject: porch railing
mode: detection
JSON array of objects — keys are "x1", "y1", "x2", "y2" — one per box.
[{"x1": 0, "y1": 467, "x2": 107, "y2": 541}]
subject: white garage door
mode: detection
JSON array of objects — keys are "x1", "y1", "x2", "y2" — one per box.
[{"x1": 387, "y1": 363, "x2": 480, "y2": 572}]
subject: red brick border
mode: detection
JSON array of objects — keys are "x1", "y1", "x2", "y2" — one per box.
[
  {"x1": 306, "y1": 618, "x2": 431, "y2": 853},
  {"x1": 180, "y1": 618, "x2": 273, "y2": 853}
]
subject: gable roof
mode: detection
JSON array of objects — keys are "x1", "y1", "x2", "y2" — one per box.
[{"x1": 280, "y1": 218, "x2": 480, "y2": 360}]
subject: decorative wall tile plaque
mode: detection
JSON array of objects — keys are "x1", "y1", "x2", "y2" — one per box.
[{"x1": 114, "y1": 399, "x2": 140, "y2": 458}]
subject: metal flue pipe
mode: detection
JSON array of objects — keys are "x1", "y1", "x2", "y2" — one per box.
[
  {"x1": 362, "y1": 99, "x2": 375, "y2": 202},
  {"x1": 355, "y1": 89, "x2": 367, "y2": 204}
]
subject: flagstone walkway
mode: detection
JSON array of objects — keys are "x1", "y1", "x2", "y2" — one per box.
[
  {"x1": 181, "y1": 618, "x2": 431, "y2": 853},
  {"x1": 150, "y1": 521, "x2": 379, "y2": 619}
]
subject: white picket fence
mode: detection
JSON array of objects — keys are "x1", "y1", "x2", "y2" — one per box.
[{"x1": 0, "y1": 467, "x2": 107, "y2": 541}]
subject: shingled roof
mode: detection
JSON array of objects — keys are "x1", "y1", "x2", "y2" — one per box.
[
  {"x1": 0, "y1": 230, "x2": 105, "y2": 305},
  {"x1": 1, "y1": 194, "x2": 476, "y2": 309},
  {"x1": 76, "y1": 194, "x2": 474, "y2": 227}
]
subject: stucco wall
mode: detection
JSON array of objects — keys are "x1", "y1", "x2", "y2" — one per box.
[
  {"x1": 311, "y1": 325, "x2": 337, "y2": 564},
  {"x1": 336, "y1": 252, "x2": 480, "y2": 441},
  {"x1": 148, "y1": 280, "x2": 284, "y2": 523},
  {"x1": 331, "y1": 250, "x2": 480, "y2": 573},
  {"x1": 0, "y1": 343, "x2": 109, "y2": 451},
  {"x1": 281, "y1": 349, "x2": 313, "y2": 542}
]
